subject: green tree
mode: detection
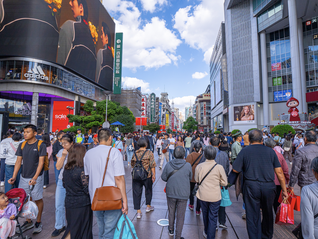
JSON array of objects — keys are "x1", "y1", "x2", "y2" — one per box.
[
  {"x1": 111, "y1": 114, "x2": 135, "y2": 133},
  {"x1": 183, "y1": 116, "x2": 198, "y2": 132},
  {"x1": 271, "y1": 124, "x2": 295, "y2": 137},
  {"x1": 144, "y1": 123, "x2": 160, "y2": 133}
]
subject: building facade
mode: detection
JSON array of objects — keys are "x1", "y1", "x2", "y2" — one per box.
[
  {"x1": 194, "y1": 92, "x2": 211, "y2": 133},
  {"x1": 222, "y1": 0, "x2": 318, "y2": 132}
]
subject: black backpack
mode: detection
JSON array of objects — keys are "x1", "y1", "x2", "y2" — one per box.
[{"x1": 132, "y1": 150, "x2": 149, "y2": 181}]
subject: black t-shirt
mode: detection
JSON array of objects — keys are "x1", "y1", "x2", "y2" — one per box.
[
  {"x1": 16, "y1": 140, "x2": 47, "y2": 178},
  {"x1": 232, "y1": 144, "x2": 281, "y2": 182}
]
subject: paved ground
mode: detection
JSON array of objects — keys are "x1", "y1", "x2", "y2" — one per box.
[{"x1": 12, "y1": 152, "x2": 300, "y2": 239}]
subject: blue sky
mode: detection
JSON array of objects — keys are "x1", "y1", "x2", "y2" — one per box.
[{"x1": 103, "y1": 0, "x2": 224, "y2": 115}]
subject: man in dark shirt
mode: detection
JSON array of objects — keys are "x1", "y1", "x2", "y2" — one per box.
[
  {"x1": 35, "y1": 129, "x2": 42, "y2": 140},
  {"x1": 9, "y1": 124, "x2": 47, "y2": 234},
  {"x1": 52, "y1": 131, "x2": 64, "y2": 184},
  {"x1": 232, "y1": 129, "x2": 288, "y2": 239}
]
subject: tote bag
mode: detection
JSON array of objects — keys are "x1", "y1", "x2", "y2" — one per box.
[{"x1": 220, "y1": 187, "x2": 232, "y2": 207}]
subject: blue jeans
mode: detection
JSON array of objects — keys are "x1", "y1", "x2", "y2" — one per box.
[
  {"x1": 53, "y1": 161, "x2": 60, "y2": 185},
  {"x1": 0, "y1": 158, "x2": 5, "y2": 182},
  {"x1": 126, "y1": 150, "x2": 134, "y2": 163},
  {"x1": 55, "y1": 179, "x2": 66, "y2": 230},
  {"x1": 185, "y1": 148, "x2": 190, "y2": 158},
  {"x1": 169, "y1": 149, "x2": 174, "y2": 161},
  {"x1": 201, "y1": 200, "x2": 221, "y2": 239},
  {"x1": 5, "y1": 164, "x2": 21, "y2": 193},
  {"x1": 94, "y1": 209, "x2": 121, "y2": 239}
]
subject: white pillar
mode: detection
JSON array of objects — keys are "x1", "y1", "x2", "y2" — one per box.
[
  {"x1": 298, "y1": 18, "x2": 307, "y2": 113},
  {"x1": 288, "y1": 0, "x2": 303, "y2": 112},
  {"x1": 260, "y1": 31, "x2": 269, "y2": 126},
  {"x1": 31, "y1": 92, "x2": 39, "y2": 126}
]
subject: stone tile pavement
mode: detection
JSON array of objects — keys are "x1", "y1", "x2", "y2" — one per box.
[{"x1": 13, "y1": 152, "x2": 299, "y2": 239}]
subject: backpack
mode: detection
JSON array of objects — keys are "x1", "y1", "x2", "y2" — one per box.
[
  {"x1": 113, "y1": 214, "x2": 138, "y2": 239},
  {"x1": 21, "y1": 140, "x2": 49, "y2": 171},
  {"x1": 131, "y1": 150, "x2": 149, "y2": 181}
]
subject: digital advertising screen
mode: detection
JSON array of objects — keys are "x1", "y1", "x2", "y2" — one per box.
[
  {"x1": 234, "y1": 105, "x2": 255, "y2": 124},
  {"x1": 0, "y1": 0, "x2": 115, "y2": 91}
]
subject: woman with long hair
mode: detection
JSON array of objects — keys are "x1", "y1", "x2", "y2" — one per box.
[
  {"x1": 42, "y1": 133, "x2": 52, "y2": 189},
  {"x1": 240, "y1": 106, "x2": 254, "y2": 121},
  {"x1": 175, "y1": 136, "x2": 184, "y2": 148},
  {"x1": 62, "y1": 144, "x2": 92, "y2": 239},
  {"x1": 51, "y1": 134, "x2": 74, "y2": 238}
]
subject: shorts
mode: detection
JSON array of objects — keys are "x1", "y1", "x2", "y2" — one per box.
[{"x1": 18, "y1": 175, "x2": 43, "y2": 201}]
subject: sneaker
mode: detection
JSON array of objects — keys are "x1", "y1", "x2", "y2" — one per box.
[
  {"x1": 33, "y1": 222, "x2": 42, "y2": 234},
  {"x1": 0, "y1": 181, "x2": 4, "y2": 186},
  {"x1": 188, "y1": 204, "x2": 194, "y2": 211},
  {"x1": 21, "y1": 221, "x2": 34, "y2": 232},
  {"x1": 219, "y1": 224, "x2": 228, "y2": 229},
  {"x1": 43, "y1": 185, "x2": 47, "y2": 189},
  {"x1": 136, "y1": 212, "x2": 142, "y2": 219},
  {"x1": 159, "y1": 166, "x2": 162, "y2": 170},
  {"x1": 146, "y1": 206, "x2": 154, "y2": 213},
  {"x1": 196, "y1": 210, "x2": 201, "y2": 216},
  {"x1": 242, "y1": 212, "x2": 246, "y2": 219},
  {"x1": 168, "y1": 229, "x2": 174, "y2": 236},
  {"x1": 203, "y1": 231, "x2": 207, "y2": 238},
  {"x1": 51, "y1": 227, "x2": 66, "y2": 237}
]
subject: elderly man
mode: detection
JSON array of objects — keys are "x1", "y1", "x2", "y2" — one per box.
[
  {"x1": 289, "y1": 131, "x2": 318, "y2": 191},
  {"x1": 233, "y1": 129, "x2": 288, "y2": 239}
]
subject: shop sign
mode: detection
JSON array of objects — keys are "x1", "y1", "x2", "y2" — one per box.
[
  {"x1": 141, "y1": 95, "x2": 147, "y2": 117},
  {"x1": 273, "y1": 77, "x2": 282, "y2": 86},
  {"x1": 166, "y1": 113, "x2": 169, "y2": 129},
  {"x1": 223, "y1": 108, "x2": 228, "y2": 115},
  {"x1": 52, "y1": 101, "x2": 73, "y2": 132},
  {"x1": 203, "y1": 102, "x2": 206, "y2": 116},
  {"x1": 306, "y1": 21, "x2": 312, "y2": 26},
  {"x1": 274, "y1": 90, "x2": 292, "y2": 102},
  {"x1": 55, "y1": 114, "x2": 67, "y2": 120},
  {"x1": 171, "y1": 112, "x2": 174, "y2": 129},
  {"x1": 150, "y1": 93, "x2": 156, "y2": 123},
  {"x1": 24, "y1": 66, "x2": 48, "y2": 81},
  {"x1": 159, "y1": 102, "x2": 162, "y2": 125},
  {"x1": 114, "y1": 33, "x2": 123, "y2": 95},
  {"x1": 271, "y1": 62, "x2": 281, "y2": 71},
  {"x1": 15, "y1": 103, "x2": 32, "y2": 115}
]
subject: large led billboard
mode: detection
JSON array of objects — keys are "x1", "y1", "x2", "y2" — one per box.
[{"x1": 0, "y1": 0, "x2": 115, "y2": 91}]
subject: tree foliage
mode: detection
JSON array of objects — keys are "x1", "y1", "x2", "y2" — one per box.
[
  {"x1": 66, "y1": 99, "x2": 135, "y2": 133},
  {"x1": 143, "y1": 123, "x2": 160, "y2": 133},
  {"x1": 182, "y1": 116, "x2": 198, "y2": 132},
  {"x1": 271, "y1": 124, "x2": 295, "y2": 137}
]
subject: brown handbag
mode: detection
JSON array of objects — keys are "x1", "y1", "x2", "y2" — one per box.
[{"x1": 91, "y1": 148, "x2": 123, "y2": 211}]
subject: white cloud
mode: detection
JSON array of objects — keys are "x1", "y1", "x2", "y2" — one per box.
[
  {"x1": 140, "y1": 0, "x2": 167, "y2": 13},
  {"x1": 122, "y1": 77, "x2": 151, "y2": 93},
  {"x1": 170, "y1": 95, "x2": 196, "y2": 116},
  {"x1": 203, "y1": 46, "x2": 213, "y2": 64},
  {"x1": 192, "y1": 71, "x2": 208, "y2": 80},
  {"x1": 104, "y1": 1, "x2": 181, "y2": 69},
  {"x1": 173, "y1": 0, "x2": 223, "y2": 63}
]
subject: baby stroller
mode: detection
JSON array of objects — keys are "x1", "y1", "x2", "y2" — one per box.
[{"x1": 6, "y1": 188, "x2": 34, "y2": 239}]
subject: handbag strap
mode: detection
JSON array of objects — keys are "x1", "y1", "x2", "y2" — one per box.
[
  {"x1": 167, "y1": 163, "x2": 186, "y2": 181},
  {"x1": 133, "y1": 150, "x2": 147, "y2": 162},
  {"x1": 191, "y1": 153, "x2": 203, "y2": 167},
  {"x1": 198, "y1": 163, "x2": 218, "y2": 186},
  {"x1": 101, "y1": 148, "x2": 112, "y2": 187}
]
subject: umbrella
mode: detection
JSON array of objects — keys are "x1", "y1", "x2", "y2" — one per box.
[{"x1": 111, "y1": 121, "x2": 125, "y2": 126}]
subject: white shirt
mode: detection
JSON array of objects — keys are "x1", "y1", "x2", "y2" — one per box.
[
  {"x1": 169, "y1": 138, "x2": 175, "y2": 150},
  {"x1": 84, "y1": 145, "x2": 125, "y2": 203},
  {"x1": 0, "y1": 138, "x2": 13, "y2": 158},
  {"x1": 156, "y1": 139, "x2": 162, "y2": 149},
  {"x1": 57, "y1": 149, "x2": 68, "y2": 180},
  {"x1": 298, "y1": 138, "x2": 305, "y2": 149}
]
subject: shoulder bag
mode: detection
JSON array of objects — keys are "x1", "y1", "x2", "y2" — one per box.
[
  {"x1": 91, "y1": 148, "x2": 122, "y2": 211},
  {"x1": 164, "y1": 163, "x2": 186, "y2": 193},
  {"x1": 292, "y1": 213, "x2": 318, "y2": 239},
  {"x1": 192, "y1": 163, "x2": 218, "y2": 197},
  {"x1": 191, "y1": 154, "x2": 203, "y2": 167}
]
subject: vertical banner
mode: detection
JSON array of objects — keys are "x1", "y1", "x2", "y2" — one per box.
[
  {"x1": 150, "y1": 93, "x2": 156, "y2": 123},
  {"x1": 114, "y1": 33, "x2": 123, "y2": 94},
  {"x1": 159, "y1": 102, "x2": 162, "y2": 125},
  {"x1": 141, "y1": 95, "x2": 147, "y2": 117},
  {"x1": 172, "y1": 112, "x2": 175, "y2": 129},
  {"x1": 166, "y1": 113, "x2": 169, "y2": 129}
]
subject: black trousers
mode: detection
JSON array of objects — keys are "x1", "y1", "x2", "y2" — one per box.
[
  {"x1": 132, "y1": 177, "x2": 153, "y2": 210},
  {"x1": 218, "y1": 206, "x2": 226, "y2": 225},
  {"x1": 189, "y1": 182, "x2": 201, "y2": 211},
  {"x1": 243, "y1": 180, "x2": 276, "y2": 239},
  {"x1": 273, "y1": 185, "x2": 281, "y2": 214}
]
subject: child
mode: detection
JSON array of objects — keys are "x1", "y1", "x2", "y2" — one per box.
[{"x1": 0, "y1": 192, "x2": 17, "y2": 239}]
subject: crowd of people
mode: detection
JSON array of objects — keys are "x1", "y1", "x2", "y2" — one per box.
[{"x1": 0, "y1": 125, "x2": 317, "y2": 239}]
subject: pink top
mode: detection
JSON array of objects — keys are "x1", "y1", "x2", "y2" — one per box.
[
  {"x1": 203, "y1": 138, "x2": 210, "y2": 146},
  {"x1": 47, "y1": 145, "x2": 53, "y2": 158},
  {"x1": 274, "y1": 149, "x2": 290, "y2": 185},
  {"x1": 274, "y1": 146, "x2": 284, "y2": 154}
]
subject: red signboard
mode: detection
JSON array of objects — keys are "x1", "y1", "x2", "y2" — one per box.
[
  {"x1": 204, "y1": 103, "x2": 206, "y2": 116},
  {"x1": 271, "y1": 62, "x2": 281, "y2": 71},
  {"x1": 171, "y1": 112, "x2": 175, "y2": 129},
  {"x1": 52, "y1": 101, "x2": 74, "y2": 132},
  {"x1": 136, "y1": 117, "x2": 147, "y2": 126}
]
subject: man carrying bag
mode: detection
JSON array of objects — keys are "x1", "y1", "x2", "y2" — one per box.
[{"x1": 84, "y1": 128, "x2": 128, "y2": 239}]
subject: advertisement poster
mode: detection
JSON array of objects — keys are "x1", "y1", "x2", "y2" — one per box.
[
  {"x1": 274, "y1": 90, "x2": 292, "y2": 102},
  {"x1": 0, "y1": 0, "x2": 115, "y2": 91},
  {"x1": 52, "y1": 101, "x2": 74, "y2": 132},
  {"x1": 166, "y1": 113, "x2": 169, "y2": 129},
  {"x1": 273, "y1": 77, "x2": 282, "y2": 86},
  {"x1": 271, "y1": 62, "x2": 281, "y2": 71},
  {"x1": 159, "y1": 102, "x2": 162, "y2": 125},
  {"x1": 171, "y1": 112, "x2": 174, "y2": 129},
  {"x1": 141, "y1": 95, "x2": 147, "y2": 117},
  {"x1": 113, "y1": 33, "x2": 123, "y2": 94},
  {"x1": 234, "y1": 105, "x2": 255, "y2": 123},
  {"x1": 150, "y1": 93, "x2": 155, "y2": 123}
]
